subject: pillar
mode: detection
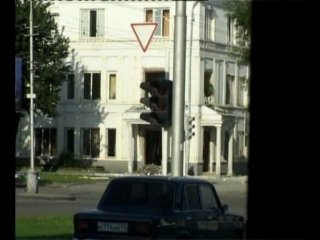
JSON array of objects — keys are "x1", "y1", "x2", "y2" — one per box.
[
  {"x1": 215, "y1": 124, "x2": 222, "y2": 177},
  {"x1": 227, "y1": 126, "x2": 234, "y2": 176},
  {"x1": 162, "y1": 128, "x2": 168, "y2": 175}
]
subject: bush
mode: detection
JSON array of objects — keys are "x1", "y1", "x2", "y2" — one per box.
[
  {"x1": 57, "y1": 151, "x2": 75, "y2": 168},
  {"x1": 136, "y1": 164, "x2": 162, "y2": 175}
]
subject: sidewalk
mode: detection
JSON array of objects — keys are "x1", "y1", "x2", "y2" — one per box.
[
  {"x1": 15, "y1": 183, "x2": 76, "y2": 201},
  {"x1": 15, "y1": 173, "x2": 247, "y2": 201}
]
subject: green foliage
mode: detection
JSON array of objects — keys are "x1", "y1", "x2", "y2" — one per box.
[
  {"x1": 15, "y1": 0, "x2": 70, "y2": 117},
  {"x1": 57, "y1": 151, "x2": 75, "y2": 168},
  {"x1": 204, "y1": 82, "x2": 214, "y2": 98},
  {"x1": 16, "y1": 215, "x2": 73, "y2": 239},
  {"x1": 223, "y1": 0, "x2": 251, "y2": 65}
]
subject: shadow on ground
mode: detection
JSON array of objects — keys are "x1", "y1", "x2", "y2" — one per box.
[
  {"x1": 15, "y1": 180, "x2": 53, "y2": 188},
  {"x1": 16, "y1": 234, "x2": 72, "y2": 240}
]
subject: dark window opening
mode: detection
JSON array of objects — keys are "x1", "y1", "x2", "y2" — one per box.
[
  {"x1": 35, "y1": 128, "x2": 57, "y2": 157},
  {"x1": 107, "y1": 129, "x2": 116, "y2": 157},
  {"x1": 67, "y1": 74, "x2": 74, "y2": 99},
  {"x1": 82, "y1": 128, "x2": 100, "y2": 158},
  {"x1": 90, "y1": 10, "x2": 97, "y2": 37}
]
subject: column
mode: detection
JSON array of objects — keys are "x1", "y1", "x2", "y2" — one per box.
[
  {"x1": 127, "y1": 123, "x2": 133, "y2": 174},
  {"x1": 162, "y1": 128, "x2": 168, "y2": 175},
  {"x1": 234, "y1": 63, "x2": 238, "y2": 106},
  {"x1": 222, "y1": 60, "x2": 226, "y2": 105},
  {"x1": 215, "y1": 124, "x2": 222, "y2": 177},
  {"x1": 137, "y1": 127, "x2": 141, "y2": 169},
  {"x1": 209, "y1": 128, "x2": 215, "y2": 172},
  {"x1": 132, "y1": 125, "x2": 138, "y2": 173},
  {"x1": 227, "y1": 126, "x2": 234, "y2": 176}
]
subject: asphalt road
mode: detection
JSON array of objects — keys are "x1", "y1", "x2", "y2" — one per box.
[{"x1": 15, "y1": 179, "x2": 247, "y2": 219}]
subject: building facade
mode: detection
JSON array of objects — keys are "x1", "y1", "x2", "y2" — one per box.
[{"x1": 16, "y1": 0, "x2": 250, "y2": 176}]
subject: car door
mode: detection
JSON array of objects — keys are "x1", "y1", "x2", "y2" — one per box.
[
  {"x1": 199, "y1": 184, "x2": 226, "y2": 239},
  {"x1": 179, "y1": 184, "x2": 208, "y2": 239}
]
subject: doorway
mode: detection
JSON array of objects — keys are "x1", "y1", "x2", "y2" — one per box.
[
  {"x1": 145, "y1": 130, "x2": 162, "y2": 165},
  {"x1": 145, "y1": 71, "x2": 165, "y2": 83},
  {"x1": 202, "y1": 129, "x2": 211, "y2": 172}
]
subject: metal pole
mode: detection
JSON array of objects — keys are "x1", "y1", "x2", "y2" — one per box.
[
  {"x1": 171, "y1": 1, "x2": 187, "y2": 177},
  {"x1": 27, "y1": 0, "x2": 38, "y2": 194},
  {"x1": 184, "y1": 1, "x2": 200, "y2": 176},
  {"x1": 30, "y1": 0, "x2": 34, "y2": 171}
]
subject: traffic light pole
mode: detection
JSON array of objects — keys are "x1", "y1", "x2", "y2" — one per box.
[
  {"x1": 171, "y1": 1, "x2": 187, "y2": 177},
  {"x1": 27, "y1": 0, "x2": 38, "y2": 194},
  {"x1": 184, "y1": 1, "x2": 200, "y2": 176}
]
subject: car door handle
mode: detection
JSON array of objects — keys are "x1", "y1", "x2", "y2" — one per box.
[
  {"x1": 185, "y1": 216, "x2": 192, "y2": 221},
  {"x1": 207, "y1": 215, "x2": 216, "y2": 221}
]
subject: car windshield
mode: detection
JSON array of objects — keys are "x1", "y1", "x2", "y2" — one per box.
[{"x1": 99, "y1": 181, "x2": 175, "y2": 210}]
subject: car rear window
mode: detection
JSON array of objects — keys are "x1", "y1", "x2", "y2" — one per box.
[{"x1": 99, "y1": 181, "x2": 175, "y2": 209}]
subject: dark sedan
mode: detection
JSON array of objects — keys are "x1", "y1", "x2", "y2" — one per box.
[{"x1": 73, "y1": 176, "x2": 245, "y2": 239}]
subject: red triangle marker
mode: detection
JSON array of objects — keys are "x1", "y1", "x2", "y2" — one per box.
[{"x1": 131, "y1": 23, "x2": 158, "y2": 52}]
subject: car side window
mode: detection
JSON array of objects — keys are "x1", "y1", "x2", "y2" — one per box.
[
  {"x1": 185, "y1": 184, "x2": 201, "y2": 210},
  {"x1": 199, "y1": 184, "x2": 218, "y2": 210}
]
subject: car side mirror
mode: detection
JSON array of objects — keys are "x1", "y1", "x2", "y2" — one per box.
[{"x1": 222, "y1": 204, "x2": 229, "y2": 213}]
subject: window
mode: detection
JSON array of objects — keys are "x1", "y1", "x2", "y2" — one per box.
[
  {"x1": 204, "y1": 70, "x2": 213, "y2": 104},
  {"x1": 107, "y1": 129, "x2": 116, "y2": 157},
  {"x1": 83, "y1": 73, "x2": 101, "y2": 100},
  {"x1": 226, "y1": 74, "x2": 235, "y2": 105},
  {"x1": 35, "y1": 128, "x2": 57, "y2": 156},
  {"x1": 238, "y1": 131, "x2": 245, "y2": 156},
  {"x1": 65, "y1": 128, "x2": 74, "y2": 153},
  {"x1": 108, "y1": 73, "x2": 117, "y2": 100},
  {"x1": 67, "y1": 74, "x2": 74, "y2": 99},
  {"x1": 204, "y1": 8, "x2": 214, "y2": 40},
  {"x1": 145, "y1": 9, "x2": 169, "y2": 37},
  {"x1": 99, "y1": 182, "x2": 174, "y2": 210},
  {"x1": 185, "y1": 185, "x2": 201, "y2": 210},
  {"x1": 81, "y1": 128, "x2": 100, "y2": 157},
  {"x1": 200, "y1": 185, "x2": 218, "y2": 210},
  {"x1": 223, "y1": 131, "x2": 230, "y2": 161},
  {"x1": 237, "y1": 74, "x2": 246, "y2": 106},
  {"x1": 227, "y1": 15, "x2": 237, "y2": 45},
  {"x1": 80, "y1": 9, "x2": 104, "y2": 37}
]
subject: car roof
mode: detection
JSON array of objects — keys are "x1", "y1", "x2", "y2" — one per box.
[{"x1": 110, "y1": 175, "x2": 211, "y2": 185}]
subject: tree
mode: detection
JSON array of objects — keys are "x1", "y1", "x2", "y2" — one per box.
[
  {"x1": 15, "y1": 0, "x2": 70, "y2": 117},
  {"x1": 223, "y1": 0, "x2": 251, "y2": 65}
]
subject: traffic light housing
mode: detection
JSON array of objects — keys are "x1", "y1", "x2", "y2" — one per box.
[
  {"x1": 140, "y1": 79, "x2": 172, "y2": 127},
  {"x1": 186, "y1": 116, "x2": 195, "y2": 140}
]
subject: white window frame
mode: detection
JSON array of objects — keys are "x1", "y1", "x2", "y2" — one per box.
[
  {"x1": 80, "y1": 128, "x2": 100, "y2": 158},
  {"x1": 80, "y1": 9, "x2": 105, "y2": 38},
  {"x1": 204, "y1": 8, "x2": 215, "y2": 40},
  {"x1": 107, "y1": 72, "x2": 117, "y2": 101},
  {"x1": 35, "y1": 128, "x2": 57, "y2": 157},
  {"x1": 145, "y1": 8, "x2": 170, "y2": 37},
  {"x1": 83, "y1": 72, "x2": 101, "y2": 100}
]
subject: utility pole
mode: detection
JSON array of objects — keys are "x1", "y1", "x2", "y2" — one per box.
[
  {"x1": 26, "y1": 0, "x2": 38, "y2": 194},
  {"x1": 171, "y1": 1, "x2": 187, "y2": 177},
  {"x1": 184, "y1": 1, "x2": 200, "y2": 176}
]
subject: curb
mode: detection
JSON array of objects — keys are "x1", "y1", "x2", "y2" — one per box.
[
  {"x1": 16, "y1": 193, "x2": 76, "y2": 201},
  {"x1": 197, "y1": 176, "x2": 248, "y2": 184}
]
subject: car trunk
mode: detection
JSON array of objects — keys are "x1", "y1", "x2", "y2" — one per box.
[{"x1": 74, "y1": 208, "x2": 166, "y2": 239}]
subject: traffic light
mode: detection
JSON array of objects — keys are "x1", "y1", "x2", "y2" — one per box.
[
  {"x1": 186, "y1": 116, "x2": 195, "y2": 140},
  {"x1": 140, "y1": 79, "x2": 172, "y2": 127}
]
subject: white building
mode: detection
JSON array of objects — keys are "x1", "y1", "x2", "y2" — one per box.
[{"x1": 16, "y1": 0, "x2": 249, "y2": 176}]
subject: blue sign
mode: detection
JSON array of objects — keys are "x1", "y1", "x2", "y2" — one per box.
[{"x1": 15, "y1": 57, "x2": 23, "y2": 110}]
